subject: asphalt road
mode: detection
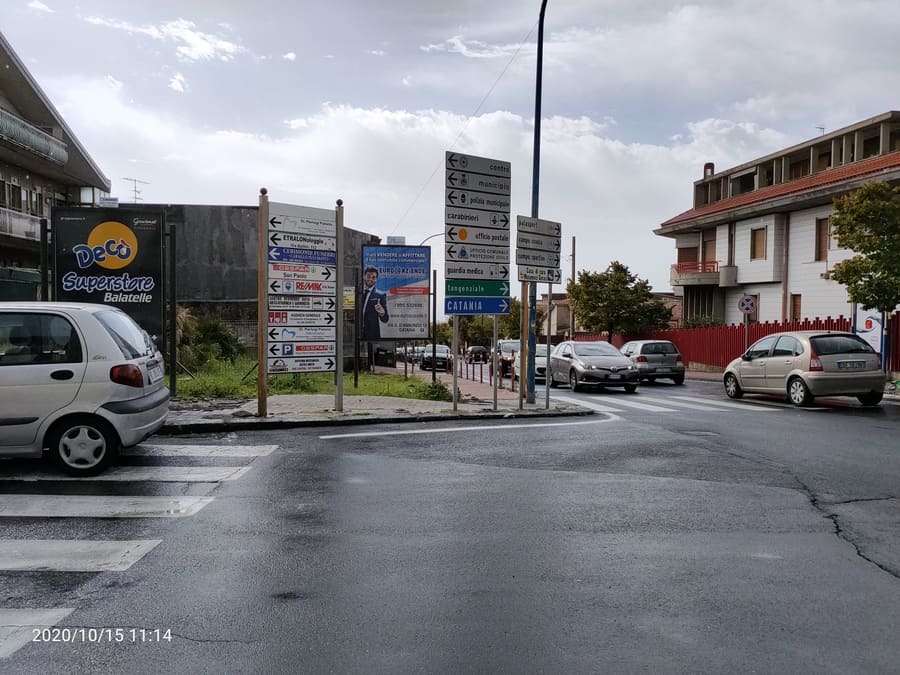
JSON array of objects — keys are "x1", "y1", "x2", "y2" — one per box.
[{"x1": 2, "y1": 380, "x2": 899, "y2": 673}]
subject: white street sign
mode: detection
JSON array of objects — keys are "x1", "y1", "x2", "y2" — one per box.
[
  {"x1": 518, "y1": 266, "x2": 562, "y2": 283},
  {"x1": 445, "y1": 261, "x2": 510, "y2": 280},
  {"x1": 268, "y1": 356, "x2": 336, "y2": 373},
  {"x1": 446, "y1": 242, "x2": 510, "y2": 264},
  {"x1": 268, "y1": 263, "x2": 334, "y2": 282},
  {"x1": 444, "y1": 189, "x2": 510, "y2": 213},
  {"x1": 516, "y1": 249, "x2": 561, "y2": 268},
  {"x1": 445, "y1": 170, "x2": 511, "y2": 196},
  {"x1": 268, "y1": 294, "x2": 336, "y2": 311},
  {"x1": 268, "y1": 341, "x2": 336, "y2": 358},
  {"x1": 267, "y1": 325, "x2": 336, "y2": 342},
  {"x1": 445, "y1": 152, "x2": 511, "y2": 178},
  {"x1": 268, "y1": 231, "x2": 335, "y2": 251},
  {"x1": 515, "y1": 231, "x2": 561, "y2": 254},
  {"x1": 268, "y1": 309, "x2": 336, "y2": 326},
  {"x1": 445, "y1": 207, "x2": 510, "y2": 230},
  {"x1": 517, "y1": 216, "x2": 561, "y2": 238},
  {"x1": 268, "y1": 279, "x2": 336, "y2": 296},
  {"x1": 445, "y1": 224, "x2": 510, "y2": 248},
  {"x1": 268, "y1": 203, "x2": 336, "y2": 237}
]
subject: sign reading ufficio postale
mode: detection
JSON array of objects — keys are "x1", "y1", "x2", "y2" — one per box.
[{"x1": 52, "y1": 207, "x2": 164, "y2": 340}]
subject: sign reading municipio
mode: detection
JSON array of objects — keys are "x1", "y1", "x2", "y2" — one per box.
[{"x1": 52, "y1": 207, "x2": 164, "y2": 340}]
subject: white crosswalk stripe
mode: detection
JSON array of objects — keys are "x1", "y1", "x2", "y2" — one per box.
[
  {"x1": 10, "y1": 466, "x2": 253, "y2": 483},
  {"x1": 0, "y1": 539, "x2": 161, "y2": 572},
  {"x1": 0, "y1": 495, "x2": 213, "y2": 518},
  {"x1": 124, "y1": 444, "x2": 278, "y2": 457},
  {"x1": 551, "y1": 392, "x2": 783, "y2": 415},
  {"x1": 0, "y1": 609, "x2": 74, "y2": 658}
]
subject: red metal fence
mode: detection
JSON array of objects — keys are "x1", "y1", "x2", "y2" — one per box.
[{"x1": 577, "y1": 312, "x2": 900, "y2": 373}]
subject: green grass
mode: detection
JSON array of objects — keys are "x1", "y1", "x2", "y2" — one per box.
[{"x1": 174, "y1": 356, "x2": 452, "y2": 402}]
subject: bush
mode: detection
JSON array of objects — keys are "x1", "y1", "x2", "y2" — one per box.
[
  {"x1": 177, "y1": 307, "x2": 244, "y2": 370},
  {"x1": 411, "y1": 379, "x2": 453, "y2": 401},
  {"x1": 683, "y1": 314, "x2": 723, "y2": 328}
]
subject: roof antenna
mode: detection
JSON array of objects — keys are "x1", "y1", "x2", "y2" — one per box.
[
  {"x1": 816, "y1": 126, "x2": 825, "y2": 135},
  {"x1": 122, "y1": 177, "x2": 150, "y2": 202}
]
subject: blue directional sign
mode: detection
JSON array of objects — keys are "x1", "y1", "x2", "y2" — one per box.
[
  {"x1": 444, "y1": 296, "x2": 510, "y2": 315},
  {"x1": 268, "y1": 246, "x2": 336, "y2": 266}
]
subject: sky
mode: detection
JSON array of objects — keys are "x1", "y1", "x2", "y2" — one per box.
[{"x1": 4, "y1": 0, "x2": 900, "y2": 311}]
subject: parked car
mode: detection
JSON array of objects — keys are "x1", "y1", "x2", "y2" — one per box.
[
  {"x1": 513, "y1": 343, "x2": 549, "y2": 382},
  {"x1": 723, "y1": 330, "x2": 884, "y2": 407},
  {"x1": 548, "y1": 340, "x2": 639, "y2": 392},
  {"x1": 0, "y1": 302, "x2": 170, "y2": 475},
  {"x1": 465, "y1": 345, "x2": 489, "y2": 363},
  {"x1": 420, "y1": 344, "x2": 452, "y2": 371},
  {"x1": 620, "y1": 339, "x2": 685, "y2": 384},
  {"x1": 490, "y1": 339, "x2": 519, "y2": 378}
]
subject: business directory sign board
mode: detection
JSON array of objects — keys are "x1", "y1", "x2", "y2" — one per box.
[{"x1": 52, "y1": 207, "x2": 164, "y2": 339}]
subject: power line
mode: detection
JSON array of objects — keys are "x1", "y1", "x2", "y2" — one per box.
[
  {"x1": 122, "y1": 177, "x2": 150, "y2": 202},
  {"x1": 390, "y1": 20, "x2": 540, "y2": 234}
]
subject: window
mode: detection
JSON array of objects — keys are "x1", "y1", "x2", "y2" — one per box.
[
  {"x1": 0, "y1": 181, "x2": 6, "y2": 207},
  {"x1": 773, "y1": 336, "x2": 802, "y2": 357},
  {"x1": 862, "y1": 135, "x2": 880, "y2": 159},
  {"x1": 0, "y1": 313, "x2": 82, "y2": 366},
  {"x1": 790, "y1": 294, "x2": 802, "y2": 322},
  {"x1": 789, "y1": 158, "x2": 809, "y2": 179},
  {"x1": 750, "y1": 227, "x2": 767, "y2": 260},
  {"x1": 749, "y1": 294, "x2": 760, "y2": 323},
  {"x1": 746, "y1": 335, "x2": 777, "y2": 360},
  {"x1": 815, "y1": 218, "x2": 830, "y2": 261},
  {"x1": 8, "y1": 186, "x2": 23, "y2": 210}
]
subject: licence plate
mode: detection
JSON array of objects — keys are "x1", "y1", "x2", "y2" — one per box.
[
  {"x1": 838, "y1": 360, "x2": 866, "y2": 369},
  {"x1": 608, "y1": 373, "x2": 622, "y2": 380},
  {"x1": 148, "y1": 364, "x2": 163, "y2": 382},
  {"x1": 656, "y1": 367, "x2": 671, "y2": 373}
]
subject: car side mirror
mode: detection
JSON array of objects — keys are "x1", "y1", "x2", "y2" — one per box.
[{"x1": 741, "y1": 353, "x2": 751, "y2": 361}]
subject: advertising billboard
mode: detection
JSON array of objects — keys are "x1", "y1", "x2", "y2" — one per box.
[
  {"x1": 360, "y1": 245, "x2": 430, "y2": 341},
  {"x1": 52, "y1": 208, "x2": 165, "y2": 339}
]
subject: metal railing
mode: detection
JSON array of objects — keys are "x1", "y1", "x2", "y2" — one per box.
[
  {"x1": 0, "y1": 206, "x2": 40, "y2": 239},
  {"x1": 671, "y1": 261, "x2": 719, "y2": 274}
]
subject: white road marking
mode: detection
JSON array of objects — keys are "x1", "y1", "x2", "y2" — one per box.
[
  {"x1": 0, "y1": 495, "x2": 213, "y2": 519},
  {"x1": 9, "y1": 466, "x2": 252, "y2": 483},
  {"x1": 0, "y1": 608, "x2": 74, "y2": 658},
  {"x1": 319, "y1": 417, "x2": 619, "y2": 440},
  {"x1": 125, "y1": 444, "x2": 278, "y2": 457},
  {"x1": 668, "y1": 395, "x2": 788, "y2": 411},
  {"x1": 0, "y1": 539, "x2": 161, "y2": 572},
  {"x1": 552, "y1": 394, "x2": 675, "y2": 412}
]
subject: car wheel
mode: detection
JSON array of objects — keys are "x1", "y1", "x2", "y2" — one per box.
[
  {"x1": 857, "y1": 391, "x2": 883, "y2": 406},
  {"x1": 624, "y1": 383, "x2": 638, "y2": 393},
  {"x1": 569, "y1": 369, "x2": 581, "y2": 392},
  {"x1": 672, "y1": 375, "x2": 685, "y2": 385},
  {"x1": 47, "y1": 415, "x2": 120, "y2": 477},
  {"x1": 787, "y1": 377, "x2": 814, "y2": 406},
  {"x1": 723, "y1": 373, "x2": 743, "y2": 399}
]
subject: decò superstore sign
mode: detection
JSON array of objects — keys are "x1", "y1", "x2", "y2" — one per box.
[{"x1": 52, "y1": 208, "x2": 164, "y2": 338}]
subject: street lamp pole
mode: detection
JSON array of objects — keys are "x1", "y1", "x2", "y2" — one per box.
[
  {"x1": 420, "y1": 232, "x2": 443, "y2": 383},
  {"x1": 527, "y1": 0, "x2": 548, "y2": 404}
]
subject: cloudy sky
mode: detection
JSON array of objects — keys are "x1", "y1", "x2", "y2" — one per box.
[{"x1": 4, "y1": 0, "x2": 900, "y2": 304}]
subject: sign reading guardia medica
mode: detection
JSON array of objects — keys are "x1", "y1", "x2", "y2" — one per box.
[{"x1": 53, "y1": 207, "x2": 165, "y2": 339}]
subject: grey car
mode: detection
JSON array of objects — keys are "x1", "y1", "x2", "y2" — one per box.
[
  {"x1": 620, "y1": 339, "x2": 686, "y2": 384},
  {"x1": 723, "y1": 330, "x2": 884, "y2": 407},
  {"x1": 548, "y1": 340, "x2": 639, "y2": 393}
]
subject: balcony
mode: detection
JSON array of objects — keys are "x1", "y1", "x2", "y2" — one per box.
[
  {"x1": 0, "y1": 206, "x2": 40, "y2": 240},
  {"x1": 0, "y1": 108, "x2": 68, "y2": 165},
  {"x1": 670, "y1": 261, "x2": 719, "y2": 287}
]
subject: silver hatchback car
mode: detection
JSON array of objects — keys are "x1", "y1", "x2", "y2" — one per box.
[
  {"x1": 620, "y1": 339, "x2": 686, "y2": 384},
  {"x1": 723, "y1": 330, "x2": 884, "y2": 407},
  {"x1": 0, "y1": 302, "x2": 170, "y2": 475}
]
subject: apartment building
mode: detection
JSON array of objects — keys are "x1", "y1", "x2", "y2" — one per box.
[
  {"x1": 0, "y1": 31, "x2": 110, "y2": 270},
  {"x1": 655, "y1": 111, "x2": 900, "y2": 325}
]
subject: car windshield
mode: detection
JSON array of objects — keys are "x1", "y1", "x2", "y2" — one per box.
[
  {"x1": 95, "y1": 309, "x2": 155, "y2": 359},
  {"x1": 499, "y1": 342, "x2": 516, "y2": 354},
  {"x1": 810, "y1": 334, "x2": 875, "y2": 355},
  {"x1": 573, "y1": 342, "x2": 621, "y2": 357},
  {"x1": 644, "y1": 342, "x2": 677, "y2": 354}
]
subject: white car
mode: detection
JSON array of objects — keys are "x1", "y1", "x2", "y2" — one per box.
[
  {"x1": 513, "y1": 343, "x2": 549, "y2": 382},
  {"x1": 0, "y1": 302, "x2": 170, "y2": 475}
]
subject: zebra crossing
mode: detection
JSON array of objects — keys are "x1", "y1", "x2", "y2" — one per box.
[
  {"x1": 0, "y1": 441, "x2": 275, "y2": 659},
  {"x1": 549, "y1": 391, "x2": 788, "y2": 414}
]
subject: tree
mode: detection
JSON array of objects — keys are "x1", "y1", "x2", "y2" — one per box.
[
  {"x1": 497, "y1": 297, "x2": 546, "y2": 340},
  {"x1": 566, "y1": 261, "x2": 671, "y2": 339},
  {"x1": 830, "y1": 181, "x2": 900, "y2": 313}
]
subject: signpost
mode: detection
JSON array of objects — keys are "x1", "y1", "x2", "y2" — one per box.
[
  {"x1": 444, "y1": 151, "x2": 511, "y2": 411},
  {"x1": 738, "y1": 294, "x2": 756, "y2": 350},
  {"x1": 264, "y1": 201, "x2": 338, "y2": 376},
  {"x1": 516, "y1": 216, "x2": 562, "y2": 410}
]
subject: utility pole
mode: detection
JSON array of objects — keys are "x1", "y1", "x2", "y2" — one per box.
[{"x1": 122, "y1": 177, "x2": 150, "y2": 202}]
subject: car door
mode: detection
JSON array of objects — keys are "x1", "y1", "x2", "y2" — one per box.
[
  {"x1": 0, "y1": 311, "x2": 87, "y2": 448},
  {"x1": 765, "y1": 335, "x2": 801, "y2": 391},
  {"x1": 737, "y1": 335, "x2": 778, "y2": 392}
]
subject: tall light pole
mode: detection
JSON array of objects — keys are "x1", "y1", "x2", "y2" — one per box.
[
  {"x1": 420, "y1": 232, "x2": 443, "y2": 383},
  {"x1": 527, "y1": 0, "x2": 549, "y2": 404}
]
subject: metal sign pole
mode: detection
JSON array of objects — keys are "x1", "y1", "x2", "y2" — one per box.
[
  {"x1": 256, "y1": 189, "x2": 269, "y2": 418},
  {"x1": 335, "y1": 200, "x2": 344, "y2": 412},
  {"x1": 452, "y1": 315, "x2": 459, "y2": 412},
  {"x1": 492, "y1": 315, "x2": 499, "y2": 411},
  {"x1": 545, "y1": 282, "x2": 552, "y2": 409}
]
